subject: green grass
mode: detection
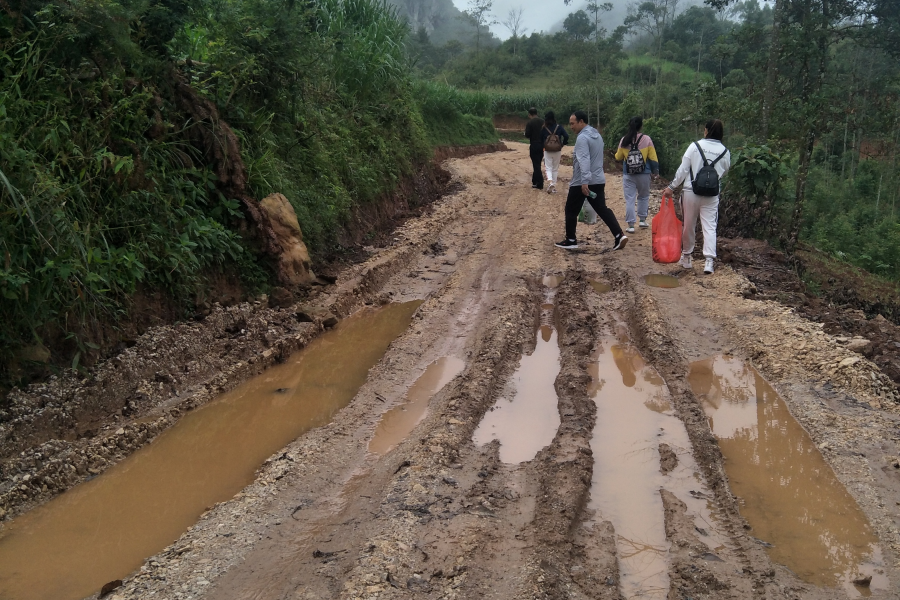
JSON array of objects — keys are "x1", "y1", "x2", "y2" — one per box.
[{"x1": 621, "y1": 55, "x2": 714, "y2": 83}]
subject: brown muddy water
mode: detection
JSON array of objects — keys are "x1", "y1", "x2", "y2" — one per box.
[
  {"x1": 689, "y1": 356, "x2": 887, "y2": 596},
  {"x1": 368, "y1": 356, "x2": 466, "y2": 455},
  {"x1": 643, "y1": 274, "x2": 680, "y2": 288},
  {"x1": 473, "y1": 281, "x2": 561, "y2": 463},
  {"x1": 589, "y1": 279, "x2": 612, "y2": 294},
  {"x1": 589, "y1": 338, "x2": 727, "y2": 600},
  {"x1": 0, "y1": 301, "x2": 421, "y2": 600}
]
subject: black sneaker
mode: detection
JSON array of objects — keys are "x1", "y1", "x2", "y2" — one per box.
[
  {"x1": 613, "y1": 234, "x2": 628, "y2": 250},
  {"x1": 555, "y1": 239, "x2": 579, "y2": 250}
]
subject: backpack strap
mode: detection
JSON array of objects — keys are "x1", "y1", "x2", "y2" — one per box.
[
  {"x1": 693, "y1": 141, "x2": 709, "y2": 166},
  {"x1": 708, "y1": 147, "x2": 728, "y2": 168}
]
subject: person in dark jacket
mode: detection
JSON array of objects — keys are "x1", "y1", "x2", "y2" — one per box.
[
  {"x1": 524, "y1": 107, "x2": 544, "y2": 189},
  {"x1": 540, "y1": 111, "x2": 569, "y2": 194}
]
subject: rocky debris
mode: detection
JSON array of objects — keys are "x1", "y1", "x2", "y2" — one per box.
[
  {"x1": 697, "y1": 267, "x2": 899, "y2": 408},
  {"x1": 258, "y1": 193, "x2": 316, "y2": 286},
  {"x1": 268, "y1": 286, "x2": 295, "y2": 309},
  {"x1": 718, "y1": 237, "x2": 900, "y2": 388}
]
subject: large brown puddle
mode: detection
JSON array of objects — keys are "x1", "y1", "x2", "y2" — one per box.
[
  {"x1": 368, "y1": 356, "x2": 466, "y2": 455},
  {"x1": 473, "y1": 280, "x2": 561, "y2": 463},
  {"x1": 689, "y1": 356, "x2": 887, "y2": 595},
  {"x1": 589, "y1": 338, "x2": 726, "y2": 600},
  {"x1": 0, "y1": 301, "x2": 421, "y2": 600}
]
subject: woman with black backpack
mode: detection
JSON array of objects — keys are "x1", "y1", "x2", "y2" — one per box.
[
  {"x1": 662, "y1": 119, "x2": 731, "y2": 274},
  {"x1": 540, "y1": 111, "x2": 569, "y2": 194},
  {"x1": 614, "y1": 116, "x2": 659, "y2": 233}
]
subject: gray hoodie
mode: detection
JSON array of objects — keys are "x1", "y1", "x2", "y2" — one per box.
[{"x1": 571, "y1": 125, "x2": 606, "y2": 187}]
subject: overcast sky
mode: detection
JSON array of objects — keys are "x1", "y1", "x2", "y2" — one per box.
[
  {"x1": 450, "y1": 0, "x2": 771, "y2": 41},
  {"x1": 448, "y1": 0, "x2": 632, "y2": 41}
]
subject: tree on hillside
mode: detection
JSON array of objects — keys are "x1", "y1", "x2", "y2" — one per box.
[
  {"x1": 465, "y1": 0, "x2": 496, "y2": 53},
  {"x1": 564, "y1": 10, "x2": 594, "y2": 41},
  {"x1": 586, "y1": 1, "x2": 614, "y2": 39},
  {"x1": 501, "y1": 7, "x2": 527, "y2": 55},
  {"x1": 625, "y1": 0, "x2": 682, "y2": 116}
]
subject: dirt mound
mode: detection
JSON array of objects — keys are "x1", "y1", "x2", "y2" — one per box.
[{"x1": 719, "y1": 237, "x2": 900, "y2": 388}]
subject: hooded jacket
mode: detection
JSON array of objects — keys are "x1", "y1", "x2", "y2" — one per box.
[{"x1": 571, "y1": 125, "x2": 605, "y2": 187}]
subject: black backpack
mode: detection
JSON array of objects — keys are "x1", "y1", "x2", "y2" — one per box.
[
  {"x1": 625, "y1": 134, "x2": 646, "y2": 175},
  {"x1": 690, "y1": 141, "x2": 728, "y2": 196}
]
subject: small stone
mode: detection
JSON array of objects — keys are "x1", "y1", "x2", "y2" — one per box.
[
  {"x1": 448, "y1": 418, "x2": 463, "y2": 425},
  {"x1": 429, "y1": 445, "x2": 443, "y2": 454},
  {"x1": 852, "y1": 574, "x2": 872, "y2": 587},
  {"x1": 847, "y1": 339, "x2": 872, "y2": 355},
  {"x1": 322, "y1": 313, "x2": 339, "y2": 328},
  {"x1": 839, "y1": 357, "x2": 861, "y2": 368},
  {"x1": 115, "y1": 428, "x2": 125, "y2": 436},
  {"x1": 99, "y1": 579, "x2": 123, "y2": 597}
]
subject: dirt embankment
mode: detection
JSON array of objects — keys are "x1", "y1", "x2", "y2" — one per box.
[
  {"x1": 0, "y1": 144, "x2": 508, "y2": 523},
  {"x1": 718, "y1": 238, "x2": 900, "y2": 389}
]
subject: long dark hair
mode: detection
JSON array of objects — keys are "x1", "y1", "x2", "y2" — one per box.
[
  {"x1": 705, "y1": 119, "x2": 724, "y2": 141},
  {"x1": 544, "y1": 111, "x2": 556, "y2": 127},
  {"x1": 622, "y1": 116, "x2": 643, "y2": 147}
]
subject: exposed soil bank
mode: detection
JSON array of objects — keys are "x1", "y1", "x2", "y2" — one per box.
[{"x1": 718, "y1": 237, "x2": 900, "y2": 389}]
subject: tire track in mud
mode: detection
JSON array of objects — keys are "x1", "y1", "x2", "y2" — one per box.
[
  {"x1": 582, "y1": 264, "x2": 795, "y2": 600},
  {"x1": 528, "y1": 273, "x2": 622, "y2": 600}
]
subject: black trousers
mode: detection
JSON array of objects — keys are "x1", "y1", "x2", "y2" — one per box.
[
  {"x1": 530, "y1": 146, "x2": 543, "y2": 188},
  {"x1": 564, "y1": 184, "x2": 623, "y2": 241}
]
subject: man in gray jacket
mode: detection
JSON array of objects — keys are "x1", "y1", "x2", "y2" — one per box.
[{"x1": 555, "y1": 111, "x2": 627, "y2": 250}]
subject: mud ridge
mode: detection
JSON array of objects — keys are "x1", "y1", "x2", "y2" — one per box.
[
  {"x1": 0, "y1": 163, "x2": 479, "y2": 523},
  {"x1": 528, "y1": 271, "x2": 623, "y2": 600}
]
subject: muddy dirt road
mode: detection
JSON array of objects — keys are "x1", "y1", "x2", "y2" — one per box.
[{"x1": 2, "y1": 142, "x2": 900, "y2": 600}]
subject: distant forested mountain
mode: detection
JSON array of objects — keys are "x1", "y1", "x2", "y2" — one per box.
[{"x1": 387, "y1": 0, "x2": 498, "y2": 46}]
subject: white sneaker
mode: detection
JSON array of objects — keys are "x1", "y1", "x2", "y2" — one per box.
[
  {"x1": 680, "y1": 254, "x2": 692, "y2": 269},
  {"x1": 625, "y1": 226, "x2": 635, "y2": 233},
  {"x1": 639, "y1": 220, "x2": 649, "y2": 228},
  {"x1": 704, "y1": 258, "x2": 714, "y2": 274}
]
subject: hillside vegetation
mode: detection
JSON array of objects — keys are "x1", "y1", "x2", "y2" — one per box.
[
  {"x1": 0, "y1": 0, "x2": 495, "y2": 388},
  {"x1": 412, "y1": 0, "x2": 900, "y2": 286}
]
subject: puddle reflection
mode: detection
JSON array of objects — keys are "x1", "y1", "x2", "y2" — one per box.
[
  {"x1": 590, "y1": 339, "x2": 725, "y2": 600},
  {"x1": 473, "y1": 327, "x2": 561, "y2": 463},
  {"x1": 473, "y1": 281, "x2": 561, "y2": 463},
  {"x1": 369, "y1": 356, "x2": 465, "y2": 455},
  {"x1": 689, "y1": 356, "x2": 887, "y2": 595},
  {"x1": 0, "y1": 301, "x2": 422, "y2": 600}
]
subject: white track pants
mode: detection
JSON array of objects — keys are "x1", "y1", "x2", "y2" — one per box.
[
  {"x1": 544, "y1": 151, "x2": 561, "y2": 186},
  {"x1": 681, "y1": 190, "x2": 719, "y2": 258}
]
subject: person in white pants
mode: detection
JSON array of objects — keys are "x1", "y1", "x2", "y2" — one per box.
[
  {"x1": 540, "y1": 111, "x2": 569, "y2": 193},
  {"x1": 661, "y1": 119, "x2": 731, "y2": 274}
]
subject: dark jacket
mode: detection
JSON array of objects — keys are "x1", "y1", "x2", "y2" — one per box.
[
  {"x1": 524, "y1": 117, "x2": 544, "y2": 147},
  {"x1": 540, "y1": 123, "x2": 569, "y2": 149}
]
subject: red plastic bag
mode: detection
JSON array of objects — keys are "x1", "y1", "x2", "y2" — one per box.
[{"x1": 652, "y1": 196, "x2": 683, "y2": 263}]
